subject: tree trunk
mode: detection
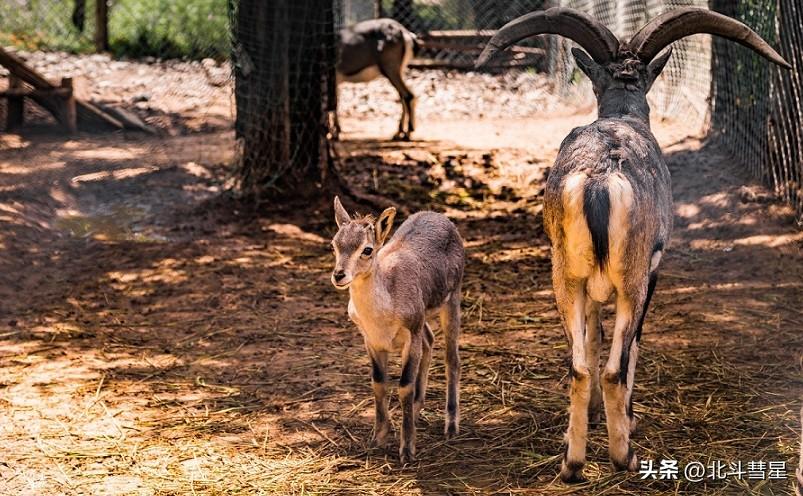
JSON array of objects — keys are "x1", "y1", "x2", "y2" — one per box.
[{"x1": 234, "y1": 0, "x2": 336, "y2": 198}]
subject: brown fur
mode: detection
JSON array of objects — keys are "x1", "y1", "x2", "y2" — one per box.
[{"x1": 330, "y1": 197, "x2": 464, "y2": 463}]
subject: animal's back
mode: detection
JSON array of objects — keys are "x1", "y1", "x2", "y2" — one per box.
[
  {"x1": 380, "y1": 212, "x2": 464, "y2": 309},
  {"x1": 338, "y1": 18, "x2": 412, "y2": 78},
  {"x1": 544, "y1": 118, "x2": 672, "y2": 300}
]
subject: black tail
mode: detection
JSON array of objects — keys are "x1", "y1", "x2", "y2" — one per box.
[{"x1": 583, "y1": 178, "x2": 610, "y2": 269}]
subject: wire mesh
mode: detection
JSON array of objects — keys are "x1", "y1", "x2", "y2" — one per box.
[
  {"x1": 0, "y1": 1, "x2": 800, "y2": 218},
  {"x1": 232, "y1": 0, "x2": 339, "y2": 195},
  {"x1": 710, "y1": 0, "x2": 802, "y2": 224},
  {"x1": 556, "y1": 0, "x2": 711, "y2": 130}
]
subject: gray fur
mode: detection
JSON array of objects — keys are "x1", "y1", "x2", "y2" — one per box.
[
  {"x1": 477, "y1": 5, "x2": 789, "y2": 483},
  {"x1": 545, "y1": 47, "x2": 673, "y2": 483},
  {"x1": 336, "y1": 18, "x2": 417, "y2": 141},
  {"x1": 330, "y1": 197, "x2": 464, "y2": 463}
]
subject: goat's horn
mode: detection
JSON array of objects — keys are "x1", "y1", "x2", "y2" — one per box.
[
  {"x1": 476, "y1": 7, "x2": 619, "y2": 68},
  {"x1": 629, "y1": 7, "x2": 791, "y2": 69}
]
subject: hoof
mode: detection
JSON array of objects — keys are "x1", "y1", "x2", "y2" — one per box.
[
  {"x1": 399, "y1": 447, "x2": 416, "y2": 464},
  {"x1": 391, "y1": 132, "x2": 409, "y2": 142},
  {"x1": 444, "y1": 421, "x2": 459, "y2": 439},
  {"x1": 370, "y1": 426, "x2": 390, "y2": 449},
  {"x1": 560, "y1": 461, "x2": 586, "y2": 484},
  {"x1": 611, "y1": 448, "x2": 638, "y2": 472},
  {"x1": 413, "y1": 403, "x2": 424, "y2": 423}
]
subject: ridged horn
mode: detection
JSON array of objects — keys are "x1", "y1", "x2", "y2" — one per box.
[
  {"x1": 628, "y1": 7, "x2": 791, "y2": 69},
  {"x1": 476, "y1": 7, "x2": 619, "y2": 68}
]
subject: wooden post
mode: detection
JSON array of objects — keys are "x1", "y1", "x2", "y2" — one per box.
[
  {"x1": 6, "y1": 75, "x2": 24, "y2": 131},
  {"x1": 60, "y1": 78, "x2": 78, "y2": 134},
  {"x1": 95, "y1": 0, "x2": 109, "y2": 52}
]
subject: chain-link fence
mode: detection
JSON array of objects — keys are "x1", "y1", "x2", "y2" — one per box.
[
  {"x1": 340, "y1": 0, "x2": 550, "y2": 69},
  {"x1": 341, "y1": 0, "x2": 710, "y2": 127},
  {"x1": 710, "y1": 0, "x2": 802, "y2": 224},
  {"x1": 232, "y1": 0, "x2": 338, "y2": 195},
  {"x1": 1, "y1": 0, "x2": 800, "y2": 219},
  {"x1": 555, "y1": 0, "x2": 711, "y2": 130}
]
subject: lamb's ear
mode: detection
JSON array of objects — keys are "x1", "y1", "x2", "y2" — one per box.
[
  {"x1": 646, "y1": 47, "x2": 672, "y2": 92},
  {"x1": 334, "y1": 196, "x2": 350, "y2": 227},
  {"x1": 375, "y1": 207, "x2": 396, "y2": 246},
  {"x1": 572, "y1": 48, "x2": 604, "y2": 82}
]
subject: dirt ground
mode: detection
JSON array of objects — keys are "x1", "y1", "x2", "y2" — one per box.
[{"x1": 1, "y1": 94, "x2": 802, "y2": 495}]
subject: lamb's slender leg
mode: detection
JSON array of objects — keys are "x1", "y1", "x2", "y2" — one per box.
[
  {"x1": 555, "y1": 275, "x2": 591, "y2": 483},
  {"x1": 440, "y1": 289, "x2": 461, "y2": 438},
  {"x1": 399, "y1": 330, "x2": 422, "y2": 463},
  {"x1": 379, "y1": 60, "x2": 414, "y2": 141},
  {"x1": 585, "y1": 299, "x2": 603, "y2": 427},
  {"x1": 603, "y1": 289, "x2": 647, "y2": 472},
  {"x1": 414, "y1": 323, "x2": 434, "y2": 422},
  {"x1": 368, "y1": 347, "x2": 390, "y2": 447}
]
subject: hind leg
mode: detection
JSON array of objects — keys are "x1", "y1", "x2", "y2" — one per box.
[
  {"x1": 603, "y1": 278, "x2": 652, "y2": 473},
  {"x1": 379, "y1": 58, "x2": 414, "y2": 141},
  {"x1": 414, "y1": 323, "x2": 434, "y2": 422},
  {"x1": 554, "y1": 273, "x2": 591, "y2": 483},
  {"x1": 585, "y1": 299, "x2": 603, "y2": 427},
  {"x1": 440, "y1": 290, "x2": 461, "y2": 438}
]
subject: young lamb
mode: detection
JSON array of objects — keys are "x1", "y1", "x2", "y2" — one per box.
[{"x1": 330, "y1": 197, "x2": 464, "y2": 463}]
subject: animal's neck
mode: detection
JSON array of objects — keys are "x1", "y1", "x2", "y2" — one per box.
[
  {"x1": 597, "y1": 88, "x2": 651, "y2": 125},
  {"x1": 349, "y1": 266, "x2": 384, "y2": 308}
]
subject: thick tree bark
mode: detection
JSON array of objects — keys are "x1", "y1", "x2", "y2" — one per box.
[{"x1": 234, "y1": 0, "x2": 335, "y2": 198}]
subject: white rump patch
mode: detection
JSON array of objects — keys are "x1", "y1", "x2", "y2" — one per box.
[
  {"x1": 561, "y1": 173, "x2": 593, "y2": 278},
  {"x1": 650, "y1": 250, "x2": 662, "y2": 272}
]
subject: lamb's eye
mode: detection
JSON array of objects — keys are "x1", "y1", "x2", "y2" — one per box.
[{"x1": 362, "y1": 247, "x2": 373, "y2": 257}]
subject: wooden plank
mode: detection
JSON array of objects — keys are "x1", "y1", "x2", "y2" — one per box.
[
  {"x1": 60, "y1": 78, "x2": 78, "y2": 134},
  {"x1": 0, "y1": 88, "x2": 72, "y2": 98},
  {"x1": 424, "y1": 30, "x2": 497, "y2": 39},
  {"x1": 420, "y1": 40, "x2": 545, "y2": 56},
  {"x1": 0, "y1": 46, "x2": 123, "y2": 131}
]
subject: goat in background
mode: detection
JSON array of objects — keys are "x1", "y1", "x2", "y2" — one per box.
[
  {"x1": 336, "y1": 19, "x2": 419, "y2": 141},
  {"x1": 478, "y1": 7, "x2": 790, "y2": 482}
]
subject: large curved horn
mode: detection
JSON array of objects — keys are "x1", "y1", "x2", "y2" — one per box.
[
  {"x1": 476, "y1": 7, "x2": 619, "y2": 68},
  {"x1": 628, "y1": 7, "x2": 791, "y2": 69}
]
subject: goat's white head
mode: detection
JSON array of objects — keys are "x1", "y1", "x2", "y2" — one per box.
[
  {"x1": 477, "y1": 7, "x2": 790, "y2": 107},
  {"x1": 330, "y1": 196, "x2": 395, "y2": 290}
]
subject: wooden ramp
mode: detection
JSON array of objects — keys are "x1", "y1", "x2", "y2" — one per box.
[{"x1": 0, "y1": 47, "x2": 153, "y2": 134}]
